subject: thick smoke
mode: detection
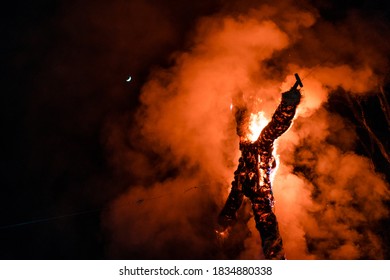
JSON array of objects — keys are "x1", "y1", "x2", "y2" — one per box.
[{"x1": 104, "y1": 0, "x2": 389, "y2": 259}]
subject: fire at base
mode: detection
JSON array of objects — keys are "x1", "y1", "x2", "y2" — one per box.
[{"x1": 217, "y1": 74, "x2": 303, "y2": 260}]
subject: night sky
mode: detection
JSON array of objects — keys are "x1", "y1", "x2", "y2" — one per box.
[{"x1": 1, "y1": 0, "x2": 389, "y2": 259}]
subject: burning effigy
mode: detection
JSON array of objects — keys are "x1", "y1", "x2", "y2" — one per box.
[{"x1": 217, "y1": 74, "x2": 303, "y2": 259}]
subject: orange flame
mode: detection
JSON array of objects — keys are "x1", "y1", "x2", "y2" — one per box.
[{"x1": 247, "y1": 111, "x2": 269, "y2": 142}]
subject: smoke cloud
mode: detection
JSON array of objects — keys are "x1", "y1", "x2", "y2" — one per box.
[{"x1": 103, "y1": 0, "x2": 390, "y2": 259}]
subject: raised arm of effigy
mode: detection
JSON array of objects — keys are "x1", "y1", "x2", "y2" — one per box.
[{"x1": 256, "y1": 78, "x2": 302, "y2": 148}]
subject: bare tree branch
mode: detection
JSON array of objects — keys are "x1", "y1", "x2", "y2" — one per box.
[
  {"x1": 346, "y1": 93, "x2": 390, "y2": 165},
  {"x1": 378, "y1": 85, "x2": 390, "y2": 127}
]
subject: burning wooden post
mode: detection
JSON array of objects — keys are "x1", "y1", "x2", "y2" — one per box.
[{"x1": 217, "y1": 74, "x2": 303, "y2": 259}]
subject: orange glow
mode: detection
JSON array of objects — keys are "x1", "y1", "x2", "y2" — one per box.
[{"x1": 215, "y1": 227, "x2": 230, "y2": 241}]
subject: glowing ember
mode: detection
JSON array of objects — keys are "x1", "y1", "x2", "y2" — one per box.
[{"x1": 247, "y1": 111, "x2": 269, "y2": 142}]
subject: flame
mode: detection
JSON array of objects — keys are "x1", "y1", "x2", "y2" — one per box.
[{"x1": 247, "y1": 111, "x2": 269, "y2": 142}]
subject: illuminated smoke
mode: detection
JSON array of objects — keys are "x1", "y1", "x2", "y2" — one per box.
[{"x1": 104, "y1": 0, "x2": 390, "y2": 259}]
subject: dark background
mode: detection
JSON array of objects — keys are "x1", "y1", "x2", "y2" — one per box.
[{"x1": 1, "y1": 0, "x2": 389, "y2": 259}]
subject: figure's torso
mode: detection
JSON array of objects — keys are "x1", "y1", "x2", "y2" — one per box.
[{"x1": 236, "y1": 141, "x2": 276, "y2": 204}]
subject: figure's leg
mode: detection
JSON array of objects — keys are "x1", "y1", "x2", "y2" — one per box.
[
  {"x1": 251, "y1": 198, "x2": 285, "y2": 260},
  {"x1": 218, "y1": 180, "x2": 244, "y2": 230}
]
